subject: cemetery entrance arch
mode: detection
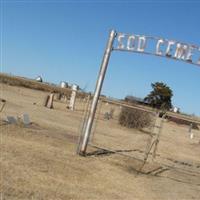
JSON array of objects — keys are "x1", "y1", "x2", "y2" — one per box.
[{"x1": 78, "y1": 29, "x2": 200, "y2": 155}]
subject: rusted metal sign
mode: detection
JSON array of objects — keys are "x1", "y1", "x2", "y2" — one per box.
[{"x1": 115, "y1": 32, "x2": 200, "y2": 66}]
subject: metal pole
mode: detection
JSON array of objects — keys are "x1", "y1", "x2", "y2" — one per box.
[{"x1": 79, "y1": 30, "x2": 116, "y2": 155}]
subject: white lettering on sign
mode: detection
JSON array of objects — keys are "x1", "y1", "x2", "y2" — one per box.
[
  {"x1": 137, "y1": 36, "x2": 147, "y2": 52},
  {"x1": 115, "y1": 32, "x2": 200, "y2": 66},
  {"x1": 166, "y1": 41, "x2": 175, "y2": 57},
  {"x1": 197, "y1": 49, "x2": 200, "y2": 65},
  {"x1": 186, "y1": 46, "x2": 195, "y2": 62},
  {"x1": 127, "y1": 35, "x2": 135, "y2": 50},
  {"x1": 174, "y1": 43, "x2": 188, "y2": 60},
  {"x1": 117, "y1": 34, "x2": 125, "y2": 49},
  {"x1": 156, "y1": 39, "x2": 165, "y2": 55}
]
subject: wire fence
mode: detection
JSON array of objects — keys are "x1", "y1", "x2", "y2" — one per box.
[{"x1": 77, "y1": 97, "x2": 200, "y2": 176}]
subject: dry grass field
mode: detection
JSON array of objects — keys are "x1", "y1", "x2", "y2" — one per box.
[{"x1": 1, "y1": 81, "x2": 200, "y2": 200}]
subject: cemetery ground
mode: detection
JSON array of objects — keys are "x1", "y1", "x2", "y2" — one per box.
[{"x1": 1, "y1": 82, "x2": 200, "y2": 200}]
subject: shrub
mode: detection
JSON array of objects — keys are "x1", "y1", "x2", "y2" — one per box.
[{"x1": 119, "y1": 107, "x2": 153, "y2": 129}]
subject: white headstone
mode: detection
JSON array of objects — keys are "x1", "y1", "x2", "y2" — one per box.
[
  {"x1": 23, "y1": 114, "x2": 30, "y2": 125},
  {"x1": 69, "y1": 84, "x2": 78, "y2": 111}
]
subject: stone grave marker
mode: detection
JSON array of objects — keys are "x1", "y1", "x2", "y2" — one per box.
[
  {"x1": 23, "y1": 113, "x2": 30, "y2": 126},
  {"x1": 7, "y1": 116, "x2": 17, "y2": 124}
]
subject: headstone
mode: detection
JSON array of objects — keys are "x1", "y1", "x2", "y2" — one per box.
[
  {"x1": 64, "y1": 95, "x2": 67, "y2": 102},
  {"x1": 23, "y1": 114, "x2": 30, "y2": 125},
  {"x1": 55, "y1": 93, "x2": 62, "y2": 100},
  {"x1": 109, "y1": 108, "x2": 115, "y2": 119},
  {"x1": 69, "y1": 84, "x2": 78, "y2": 111},
  {"x1": 188, "y1": 123, "x2": 193, "y2": 133},
  {"x1": 46, "y1": 93, "x2": 54, "y2": 109},
  {"x1": 104, "y1": 112, "x2": 110, "y2": 120},
  {"x1": 0, "y1": 98, "x2": 6, "y2": 112},
  {"x1": 7, "y1": 116, "x2": 17, "y2": 124},
  {"x1": 43, "y1": 95, "x2": 50, "y2": 107}
]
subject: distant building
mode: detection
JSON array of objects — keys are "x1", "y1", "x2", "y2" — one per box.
[
  {"x1": 124, "y1": 95, "x2": 149, "y2": 106},
  {"x1": 172, "y1": 106, "x2": 180, "y2": 113},
  {"x1": 35, "y1": 76, "x2": 43, "y2": 82},
  {"x1": 60, "y1": 81, "x2": 68, "y2": 88}
]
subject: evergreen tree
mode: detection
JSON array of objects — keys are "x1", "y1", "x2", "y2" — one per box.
[{"x1": 144, "y1": 82, "x2": 173, "y2": 110}]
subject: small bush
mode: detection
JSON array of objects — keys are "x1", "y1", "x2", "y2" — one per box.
[{"x1": 119, "y1": 107, "x2": 153, "y2": 129}]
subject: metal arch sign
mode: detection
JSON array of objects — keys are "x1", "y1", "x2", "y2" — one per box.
[
  {"x1": 78, "y1": 30, "x2": 200, "y2": 155},
  {"x1": 114, "y1": 32, "x2": 200, "y2": 66}
]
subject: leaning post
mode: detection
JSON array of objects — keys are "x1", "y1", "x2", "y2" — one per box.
[{"x1": 78, "y1": 30, "x2": 116, "y2": 155}]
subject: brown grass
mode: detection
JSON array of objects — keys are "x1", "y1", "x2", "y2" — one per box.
[
  {"x1": 1, "y1": 78, "x2": 200, "y2": 199},
  {"x1": 0, "y1": 73, "x2": 86, "y2": 98}
]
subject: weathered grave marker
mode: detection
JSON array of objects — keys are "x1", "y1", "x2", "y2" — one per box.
[
  {"x1": 23, "y1": 113, "x2": 30, "y2": 126},
  {"x1": 43, "y1": 95, "x2": 50, "y2": 107},
  {"x1": 188, "y1": 123, "x2": 194, "y2": 139},
  {"x1": 69, "y1": 84, "x2": 78, "y2": 111},
  {"x1": 44, "y1": 93, "x2": 54, "y2": 109},
  {"x1": 7, "y1": 116, "x2": 17, "y2": 124},
  {"x1": 0, "y1": 99, "x2": 6, "y2": 112}
]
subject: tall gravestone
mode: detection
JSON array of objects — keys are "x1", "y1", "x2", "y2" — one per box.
[{"x1": 69, "y1": 84, "x2": 78, "y2": 111}]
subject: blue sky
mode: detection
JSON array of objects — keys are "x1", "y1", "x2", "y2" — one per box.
[{"x1": 1, "y1": 0, "x2": 200, "y2": 115}]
